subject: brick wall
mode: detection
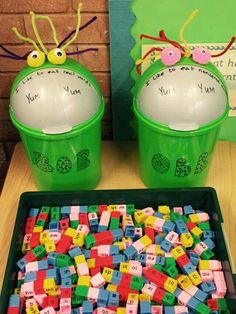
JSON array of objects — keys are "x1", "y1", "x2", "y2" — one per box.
[{"x1": 0, "y1": 0, "x2": 111, "y2": 190}]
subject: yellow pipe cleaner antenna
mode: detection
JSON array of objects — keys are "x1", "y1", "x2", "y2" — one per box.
[
  {"x1": 12, "y1": 27, "x2": 40, "y2": 51},
  {"x1": 31, "y1": 13, "x2": 59, "y2": 47},
  {"x1": 30, "y1": 11, "x2": 48, "y2": 54},
  {"x1": 179, "y1": 9, "x2": 199, "y2": 57},
  {"x1": 61, "y1": 3, "x2": 82, "y2": 50}
]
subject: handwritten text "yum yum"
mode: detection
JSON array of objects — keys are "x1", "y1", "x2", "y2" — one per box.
[{"x1": 64, "y1": 86, "x2": 81, "y2": 96}]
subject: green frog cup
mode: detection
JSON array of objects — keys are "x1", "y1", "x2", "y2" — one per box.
[{"x1": 8, "y1": 6, "x2": 104, "y2": 190}]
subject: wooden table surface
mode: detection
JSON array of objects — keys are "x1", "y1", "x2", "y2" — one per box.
[{"x1": 0, "y1": 141, "x2": 236, "y2": 293}]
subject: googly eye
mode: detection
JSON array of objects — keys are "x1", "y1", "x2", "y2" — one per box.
[
  {"x1": 47, "y1": 48, "x2": 66, "y2": 65},
  {"x1": 27, "y1": 50, "x2": 46, "y2": 67},
  {"x1": 161, "y1": 47, "x2": 181, "y2": 66},
  {"x1": 192, "y1": 47, "x2": 211, "y2": 65}
]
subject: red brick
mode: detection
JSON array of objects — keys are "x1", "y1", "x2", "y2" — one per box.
[
  {"x1": 0, "y1": 120, "x2": 19, "y2": 141},
  {"x1": 24, "y1": 13, "x2": 109, "y2": 45},
  {"x1": 0, "y1": 143, "x2": 6, "y2": 161},
  {"x1": 72, "y1": 0, "x2": 108, "y2": 12},
  {"x1": 0, "y1": 73, "x2": 17, "y2": 98},
  {"x1": 0, "y1": 15, "x2": 25, "y2": 44},
  {"x1": 0, "y1": 0, "x2": 69, "y2": 13},
  {"x1": 0, "y1": 45, "x2": 30, "y2": 72},
  {"x1": 0, "y1": 99, "x2": 10, "y2": 120},
  {"x1": 76, "y1": 44, "x2": 110, "y2": 72},
  {"x1": 0, "y1": 161, "x2": 9, "y2": 178},
  {"x1": 93, "y1": 72, "x2": 110, "y2": 97}
]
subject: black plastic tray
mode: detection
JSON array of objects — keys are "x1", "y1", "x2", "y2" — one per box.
[{"x1": 0, "y1": 188, "x2": 236, "y2": 312}]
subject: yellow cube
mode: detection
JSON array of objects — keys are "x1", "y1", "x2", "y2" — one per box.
[
  {"x1": 108, "y1": 205, "x2": 117, "y2": 211},
  {"x1": 102, "y1": 267, "x2": 114, "y2": 283},
  {"x1": 177, "y1": 274, "x2": 192, "y2": 290},
  {"x1": 117, "y1": 308, "x2": 126, "y2": 314},
  {"x1": 77, "y1": 275, "x2": 91, "y2": 286},
  {"x1": 119, "y1": 262, "x2": 130, "y2": 273},
  {"x1": 188, "y1": 271, "x2": 202, "y2": 286},
  {"x1": 162, "y1": 214, "x2": 170, "y2": 221},
  {"x1": 86, "y1": 258, "x2": 95, "y2": 269},
  {"x1": 139, "y1": 294, "x2": 151, "y2": 302},
  {"x1": 158, "y1": 205, "x2": 170, "y2": 214},
  {"x1": 40, "y1": 230, "x2": 50, "y2": 244},
  {"x1": 26, "y1": 305, "x2": 40, "y2": 314},
  {"x1": 48, "y1": 285, "x2": 59, "y2": 296},
  {"x1": 33, "y1": 226, "x2": 43, "y2": 233},
  {"x1": 134, "y1": 210, "x2": 146, "y2": 223},
  {"x1": 73, "y1": 233, "x2": 84, "y2": 246},
  {"x1": 171, "y1": 246, "x2": 185, "y2": 259},
  {"x1": 21, "y1": 242, "x2": 31, "y2": 254},
  {"x1": 45, "y1": 240, "x2": 56, "y2": 253},
  {"x1": 113, "y1": 241, "x2": 125, "y2": 250},
  {"x1": 198, "y1": 260, "x2": 210, "y2": 270},
  {"x1": 191, "y1": 226, "x2": 203, "y2": 237},
  {"x1": 14, "y1": 288, "x2": 21, "y2": 294},
  {"x1": 144, "y1": 216, "x2": 155, "y2": 228},
  {"x1": 164, "y1": 277, "x2": 178, "y2": 293},
  {"x1": 180, "y1": 233, "x2": 193, "y2": 248},
  {"x1": 43, "y1": 278, "x2": 56, "y2": 293},
  {"x1": 139, "y1": 235, "x2": 152, "y2": 247},
  {"x1": 64, "y1": 227, "x2": 77, "y2": 238},
  {"x1": 128, "y1": 293, "x2": 139, "y2": 302},
  {"x1": 106, "y1": 284, "x2": 118, "y2": 292},
  {"x1": 74, "y1": 255, "x2": 86, "y2": 265},
  {"x1": 154, "y1": 245, "x2": 165, "y2": 256},
  {"x1": 189, "y1": 214, "x2": 200, "y2": 224}
]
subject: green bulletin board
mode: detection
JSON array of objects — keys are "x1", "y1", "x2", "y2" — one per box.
[{"x1": 109, "y1": 0, "x2": 236, "y2": 141}]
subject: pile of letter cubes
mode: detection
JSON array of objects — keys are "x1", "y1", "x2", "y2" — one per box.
[{"x1": 7, "y1": 203, "x2": 229, "y2": 313}]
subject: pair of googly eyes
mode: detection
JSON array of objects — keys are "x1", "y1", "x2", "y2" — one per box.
[
  {"x1": 27, "y1": 48, "x2": 66, "y2": 67},
  {"x1": 161, "y1": 47, "x2": 211, "y2": 66}
]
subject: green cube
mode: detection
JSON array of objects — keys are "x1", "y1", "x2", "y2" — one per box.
[
  {"x1": 196, "y1": 302, "x2": 211, "y2": 314},
  {"x1": 70, "y1": 220, "x2": 79, "y2": 229},
  {"x1": 75, "y1": 285, "x2": 89, "y2": 298},
  {"x1": 130, "y1": 276, "x2": 144, "y2": 290},
  {"x1": 88, "y1": 205, "x2": 98, "y2": 213},
  {"x1": 165, "y1": 257, "x2": 176, "y2": 267},
  {"x1": 72, "y1": 293, "x2": 84, "y2": 306},
  {"x1": 32, "y1": 245, "x2": 46, "y2": 259},
  {"x1": 50, "y1": 207, "x2": 60, "y2": 221},
  {"x1": 162, "y1": 292, "x2": 175, "y2": 305},
  {"x1": 85, "y1": 234, "x2": 95, "y2": 249},
  {"x1": 35, "y1": 220, "x2": 46, "y2": 227},
  {"x1": 164, "y1": 264, "x2": 179, "y2": 278},
  {"x1": 152, "y1": 264, "x2": 163, "y2": 272},
  {"x1": 170, "y1": 212, "x2": 180, "y2": 221},
  {"x1": 56, "y1": 254, "x2": 71, "y2": 267},
  {"x1": 198, "y1": 222, "x2": 210, "y2": 230},
  {"x1": 217, "y1": 298, "x2": 228, "y2": 309},
  {"x1": 126, "y1": 204, "x2": 135, "y2": 215},
  {"x1": 40, "y1": 206, "x2": 50, "y2": 214},
  {"x1": 109, "y1": 218, "x2": 120, "y2": 230},
  {"x1": 201, "y1": 249, "x2": 215, "y2": 260},
  {"x1": 17, "y1": 279, "x2": 24, "y2": 288},
  {"x1": 71, "y1": 273, "x2": 78, "y2": 284},
  {"x1": 180, "y1": 215, "x2": 189, "y2": 223}
]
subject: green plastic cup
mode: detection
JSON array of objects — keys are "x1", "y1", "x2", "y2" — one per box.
[
  {"x1": 133, "y1": 58, "x2": 229, "y2": 188},
  {"x1": 10, "y1": 59, "x2": 104, "y2": 190}
]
